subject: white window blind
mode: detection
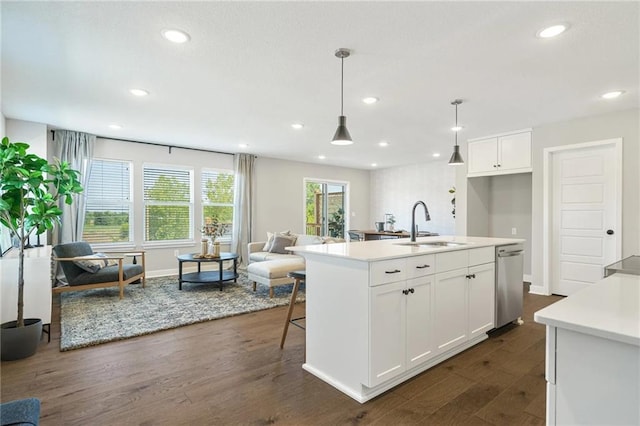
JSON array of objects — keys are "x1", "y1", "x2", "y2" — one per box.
[
  {"x1": 82, "y1": 159, "x2": 133, "y2": 244},
  {"x1": 143, "y1": 165, "x2": 193, "y2": 242},
  {"x1": 201, "y1": 169, "x2": 234, "y2": 239}
]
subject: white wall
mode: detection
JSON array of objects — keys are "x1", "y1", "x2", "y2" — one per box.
[
  {"x1": 530, "y1": 108, "x2": 640, "y2": 291},
  {"x1": 0, "y1": 112, "x2": 5, "y2": 138},
  {"x1": 457, "y1": 108, "x2": 640, "y2": 290},
  {"x1": 6, "y1": 119, "x2": 47, "y2": 157},
  {"x1": 253, "y1": 157, "x2": 370, "y2": 241},
  {"x1": 369, "y1": 161, "x2": 456, "y2": 235}
]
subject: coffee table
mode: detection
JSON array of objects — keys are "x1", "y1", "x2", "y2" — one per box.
[{"x1": 177, "y1": 252, "x2": 239, "y2": 291}]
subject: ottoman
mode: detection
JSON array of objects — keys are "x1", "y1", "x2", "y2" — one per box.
[{"x1": 247, "y1": 258, "x2": 306, "y2": 298}]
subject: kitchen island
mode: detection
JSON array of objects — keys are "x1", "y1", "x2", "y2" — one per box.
[
  {"x1": 534, "y1": 273, "x2": 640, "y2": 425},
  {"x1": 290, "y1": 236, "x2": 523, "y2": 403}
]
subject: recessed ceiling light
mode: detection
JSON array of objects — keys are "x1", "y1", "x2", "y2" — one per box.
[
  {"x1": 291, "y1": 123, "x2": 304, "y2": 130},
  {"x1": 378, "y1": 141, "x2": 389, "y2": 147},
  {"x1": 238, "y1": 143, "x2": 249, "y2": 149},
  {"x1": 451, "y1": 126, "x2": 463, "y2": 132},
  {"x1": 371, "y1": 163, "x2": 378, "y2": 167},
  {"x1": 108, "y1": 124, "x2": 122, "y2": 130},
  {"x1": 129, "y1": 88, "x2": 149, "y2": 97},
  {"x1": 537, "y1": 24, "x2": 568, "y2": 38},
  {"x1": 432, "y1": 153, "x2": 441, "y2": 158},
  {"x1": 318, "y1": 155, "x2": 326, "y2": 160},
  {"x1": 601, "y1": 90, "x2": 624, "y2": 99},
  {"x1": 363, "y1": 97, "x2": 379, "y2": 104},
  {"x1": 162, "y1": 29, "x2": 190, "y2": 43}
]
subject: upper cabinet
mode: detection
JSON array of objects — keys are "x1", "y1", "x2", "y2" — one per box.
[{"x1": 467, "y1": 130, "x2": 532, "y2": 177}]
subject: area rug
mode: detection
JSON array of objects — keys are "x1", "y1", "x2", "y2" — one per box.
[{"x1": 59, "y1": 273, "x2": 304, "y2": 351}]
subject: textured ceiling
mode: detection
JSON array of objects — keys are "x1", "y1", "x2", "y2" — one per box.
[{"x1": 2, "y1": 1, "x2": 638, "y2": 169}]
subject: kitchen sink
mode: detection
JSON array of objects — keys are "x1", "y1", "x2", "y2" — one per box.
[{"x1": 394, "y1": 241, "x2": 467, "y2": 248}]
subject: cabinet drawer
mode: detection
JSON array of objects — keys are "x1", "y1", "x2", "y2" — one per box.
[
  {"x1": 469, "y1": 247, "x2": 494, "y2": 266},
  {"x1": 435, "y1": 250, "x2": 468, "y2": 273},
  {"x1": 370, "y1": 258, "x2": 406, "y2": 286},
  {"x1": 406, "y1": 254, "x2": 435, "y2": 279}
]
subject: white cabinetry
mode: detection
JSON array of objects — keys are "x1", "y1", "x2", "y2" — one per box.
[
  {"x1": 368, "y1": 255, "x2": 434, "y2": 387},
  {"x1": 467, "y1": 130, "x2": 532, "y2": 177},
  {"x1": 434, "y1": 247, "x2": 495, "y2": 353}
]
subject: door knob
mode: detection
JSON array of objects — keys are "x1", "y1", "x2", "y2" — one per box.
[{"x1": 606, "y1": 229, "x2": 614, "y2": 235}]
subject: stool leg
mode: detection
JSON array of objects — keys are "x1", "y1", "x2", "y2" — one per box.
[{"x1": 280, "y1": 278, "x2": 301, "y2": 349}]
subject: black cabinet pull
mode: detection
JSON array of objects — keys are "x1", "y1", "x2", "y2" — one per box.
[
  {"x1": 416, "y1": 264, "x2": 430, "y2": 269},
  {"x1": 385, "y1": 269, "x2": 401, "y2": 274},
  {"x1": 466, "y1": 274, "x2": 476, "y2": 279},
  {"x1": 606, "y1": 229, "x2": 614, "y2": 235},
  {"x1": 402, "y1": 289, "x2": 409, "y2": 295},
  {"x1": 409, "y1": 288, "x2": 415, "y2": 294}
]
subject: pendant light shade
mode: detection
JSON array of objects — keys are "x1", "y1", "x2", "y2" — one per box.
[
  {"x1": 448, "y1": 99, "x2": 464, "y2": 165},
  {"x1": 332, "y1": 116, "x2": 352, "y2": 145},
  {"x1": 331, "y1": 48, "x2": 353, "y2": 145}
]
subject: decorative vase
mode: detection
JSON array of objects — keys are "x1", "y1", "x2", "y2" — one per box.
[
  {"x1": 212, "y1": 240, "x2": 221, "y2": 257},
  {"x1": 201, "y1": 238, "x2": 208, "y2": 257},
  {"x1": 1, "y1": 318, "x2": 43, "y2": 361}
]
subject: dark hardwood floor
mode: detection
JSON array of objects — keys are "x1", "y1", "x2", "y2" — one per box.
[{"x1": 1, "y1": 285, "x2": 562, "y2": 425}]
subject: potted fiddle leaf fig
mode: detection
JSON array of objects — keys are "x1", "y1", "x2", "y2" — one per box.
[{"x1": 0, "y1": 137, "x2": 83, "y2": 360}]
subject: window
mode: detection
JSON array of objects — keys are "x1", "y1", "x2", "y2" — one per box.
[
  {"x1": 82, "y1": 159, "x2": 133, "y2": 244},
  {"x1": 201, "y1": 168, "x2": 234, "y2": 239},
  {"x1": 143, "y1": 164, "x2": 193, "y2": 242}
]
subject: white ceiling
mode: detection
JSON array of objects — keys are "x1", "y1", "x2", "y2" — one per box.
[{"x1": 2, "y1": 1, "x2": 638, "y2": 170}]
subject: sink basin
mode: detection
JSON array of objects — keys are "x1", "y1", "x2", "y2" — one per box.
[{"x1": 394, "y1": 241, "x2": 467, "y2": 248}]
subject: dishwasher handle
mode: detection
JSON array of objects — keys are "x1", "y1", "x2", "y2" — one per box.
[{"x1": 498, "y1": 250, "x2": 523, "y2": 258}]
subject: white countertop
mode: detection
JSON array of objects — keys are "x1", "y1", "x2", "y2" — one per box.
[
  {"x1": 534, "y1": 273, "x2": 640, "y2": 347},
  {"x1": 289, "y1": 236, "x2": 524, "y2": 262}
]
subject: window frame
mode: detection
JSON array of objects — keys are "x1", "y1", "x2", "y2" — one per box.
[
  {"x1": 82, "y1": 158, "x2": 134, "y2": 248},
  {"x1": 201, "y1": 167, "x2": 235, "y2": 243},
  {"x1": 142, "y1": 163, "x2": 194, "y2": 246}
]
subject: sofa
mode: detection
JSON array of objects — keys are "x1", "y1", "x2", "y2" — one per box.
[{"x1": 247, "y1": 232, "x2": 344, "y2": 297}]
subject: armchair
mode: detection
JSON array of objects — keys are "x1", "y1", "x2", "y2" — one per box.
[{"x1": 52, "y1": 242, "x2": 145, "y2": 299}]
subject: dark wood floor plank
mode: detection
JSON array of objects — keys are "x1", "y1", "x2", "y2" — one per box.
[{"x1": 1, "y1": 286, "x2": 562, "y2": 425}]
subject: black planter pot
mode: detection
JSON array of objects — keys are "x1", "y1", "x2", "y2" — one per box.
[{"x1": 1, "y1": 318, "x2": 43, "y2": 361}]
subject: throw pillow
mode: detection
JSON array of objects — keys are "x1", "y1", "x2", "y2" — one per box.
[
  {"x1": 269, "y1": 234, "x2": 297, "y2": 254},
  {"x1": 262, "y1": 230, "x2": 293, "y2": 252},
  {"x1": 73, "y1": 253, "x2": 109, "y2": 273}
]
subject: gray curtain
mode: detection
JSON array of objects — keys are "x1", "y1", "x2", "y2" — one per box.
[
  {"x1": 53, "y1": 130, "x2": 95, "y2": 244},
  {"x1": 231, "y1": 153, "x2": 255, "y2": 267}
]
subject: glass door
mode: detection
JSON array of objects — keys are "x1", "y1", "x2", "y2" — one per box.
[{"x1": 305, "y1": 180, "x2": 346, "y2": 238}]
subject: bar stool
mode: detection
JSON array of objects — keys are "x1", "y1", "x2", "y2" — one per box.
[{"x1": 280, "y1": 270, "x2": 306, "y2": 349}]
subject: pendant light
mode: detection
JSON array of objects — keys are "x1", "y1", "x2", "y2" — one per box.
[
  {"x1": 331, "y1": 48, "x2": 353, "y2": 145},
  {"x1": 448, "y1": 99, "x2": 464, "y2": 165}
]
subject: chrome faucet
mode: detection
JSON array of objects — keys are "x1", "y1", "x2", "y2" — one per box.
[{"x1": 410, "y1": 201, "x2": 431, "y2": 242}]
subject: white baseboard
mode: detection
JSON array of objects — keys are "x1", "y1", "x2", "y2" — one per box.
[
  {"x1": 529, "y1": 284, "x2": 548, "y2": 295},
  {"x1": 524, "y1": 274, "x2": 532, "y2": 283}
]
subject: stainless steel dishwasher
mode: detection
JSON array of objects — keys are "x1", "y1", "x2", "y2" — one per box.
[{"x1": 495, "y1": 243, "x2": 524, "y2": 328}]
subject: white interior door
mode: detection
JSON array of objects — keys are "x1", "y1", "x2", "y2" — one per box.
[{"x1": 550, "y1": 142, "x2": 621, "y2": 296}]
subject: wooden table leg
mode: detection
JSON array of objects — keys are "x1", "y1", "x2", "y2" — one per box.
[{"x1": 280, "y1": 278, "x2": 301, "y2": 349}]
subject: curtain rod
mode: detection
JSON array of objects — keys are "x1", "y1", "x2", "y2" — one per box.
[{"x1": 50, "y1": 130, "x2": 236, "y2": 156}]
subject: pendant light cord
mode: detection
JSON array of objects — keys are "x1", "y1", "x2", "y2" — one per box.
[
  {"x1": 340, "y1": 56, "x2": 344, "y2": 115},
  {"x1": 454, "y1": 102, "x2": 458, "y2": 147}
]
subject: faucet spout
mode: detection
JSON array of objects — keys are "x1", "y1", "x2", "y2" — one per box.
[{"x1": 410, "y1": 201, "x2": 431, "y2": 242}]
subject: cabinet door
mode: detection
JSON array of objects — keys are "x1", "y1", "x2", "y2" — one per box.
[
  {"x1": 434, "y1": 269, "x2": 468, "y2": 353},
  {"x1": 498, "y1": 132, "x2": 531, "y2": 172},
  {"x1": 369, "y1": 280, "x2": 406, "y2": 387},
  {"x1": 468, "y1": 263, "x2": 495, "y2": 338},
  {"x1": 467, "y1": 137, "x2": 498, "y2": 174},
  {"x1": 406, "y1": 276, "x2": 434, "y2": 369}
]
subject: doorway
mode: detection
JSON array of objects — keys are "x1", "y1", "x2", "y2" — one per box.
[
  {"x1": 304, "y1": 179, "x2": 347, "y2": 238},
  {"x1": 543, "y1": 138, "x2": 622, "y2": 296}
]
